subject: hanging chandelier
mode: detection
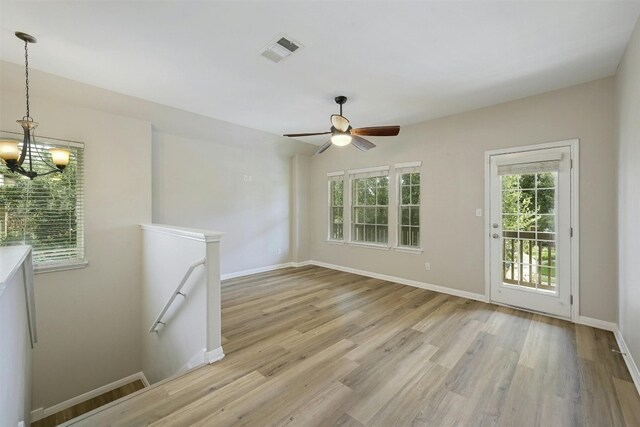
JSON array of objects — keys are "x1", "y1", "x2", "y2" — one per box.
[{"x1": 0, "y1": 32, "x2": 70, "y2": 180}]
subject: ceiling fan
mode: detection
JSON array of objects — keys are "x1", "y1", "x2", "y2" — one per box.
[{"x1": 283, "y1": 96, "x2": 400, "y2": 154}]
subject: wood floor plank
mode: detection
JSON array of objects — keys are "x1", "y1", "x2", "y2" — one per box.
[
  {"x1": 73, "y1": 266, "x2": 640, "y2": 427},
  {"x1": 614, "y1": 377, "x2": 640, "y2": 427}
]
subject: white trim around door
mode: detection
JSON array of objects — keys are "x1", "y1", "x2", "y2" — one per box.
[{"x1": 484, "y1": 139, "x2": 579, "y2": 321}]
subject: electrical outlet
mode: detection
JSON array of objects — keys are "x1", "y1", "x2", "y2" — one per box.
[
  {"x1": 243, "y1": 174, "x2": 253, "y2": 182},
  {"x1": 425, "y1": 262, "x2": 431, "y2": 271}
]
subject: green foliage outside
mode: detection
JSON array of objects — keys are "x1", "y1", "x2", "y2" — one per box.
[
  {"x1": 330, "y1": 179, "x2": 344, "y2": 240},
  {"x1": 502, "y1": 172, "x2": 557, "y2": 285},
  {"x1": 352, "y1": 176, "x2": 389, "y2": 244},
  {"x1": 400, "y1": 173, "x2": 420, "y2": 247}
]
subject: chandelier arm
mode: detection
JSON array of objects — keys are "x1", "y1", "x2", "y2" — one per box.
[
  {"x1": 17, "y1": 130, "x2": 28, "y2": 166},
  {"x1": 32, "y1": 134, "x2": 63, "y2": 171},
  {"x1": 35, "y1": 168, "x2": 63, "y2": 177}
]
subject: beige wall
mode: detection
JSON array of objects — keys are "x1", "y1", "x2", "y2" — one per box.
[
  {"x1": 615, "y1": 18, "x2": 640, "y2": 378},
  {"x1": 152, "y1": 131, "x2": 313, "y2": 275},
  {"x1": 0, "y1": 77, "x2": 152, "y2": 408},
  {"x1": 291, "y1": 154, "x2": 312, "y2": 263},
  {"x1": 309, "y1": 78, "x2": 617, "y2": 322}
]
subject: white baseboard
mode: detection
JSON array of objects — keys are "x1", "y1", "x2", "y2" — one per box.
[
  {"x1": 614, "y1": 329, "x2": 640, "y2": 397},
  {"x1": 31, "y1": 371, "x2": 149, "y2": 422},
  {"x1": 577, "y1": 316, "x2": 618, "y2": 332},
  {"x1": 222, "y1": 259, "x2": 486, "y2": 302},
  {"x1": 309, "y1": 260, "x2": 487, "y2": 302},
  {"x1": 204, "y1": 346, "x2": 225, "y2": 364},
  {"x1": 291, "y1": 260, "x2": 312, "y2": 268},
  {"x1": 221, "y1": 262, "x2": 296, "y2": 281}
]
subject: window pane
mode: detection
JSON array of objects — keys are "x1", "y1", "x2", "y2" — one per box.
[
  {"x1": 502, "y1": 214, "x2": 518, "y2": 231},
  {"x1": 410, "y1": 207, "x2": 420, "y2": 226},
  {"x1": 400, "y1": 226, "x2": 411, "y2": 246},
  {"x1": 378, "y1": 176, "x2": 389, "y2": 186},
  {"x1": 520, "y1": 189, "x2": 535, "y2": 213},
  {"x1": 503, "y1": 238, "x2": 521, "y2": 263},
  {"x1": 377, "y1": 186, "x2": 388, "y2": 205},
  {"x1": 411, "y1": 185, "x2": 420, "y2": 204},
  {"x1": 353, "y1": 224, "x2": 364, "y2": 241},
  {"x1": 377, "y1": 207, "x2": 388, "y2": 225},
  {"x1": 365, "y1": 207, "x2": 376, "y2": 224},
  {"x1": 332, "y1": 181, "x2": 343, "y2": 205},
  {"x1": 502, "y1": 175, "x2": 519, "y2": 191},
  {"x1": 410, "y1": 173, "x2": 420, "y2": 185},
  {"x1": 365, "y1": 225, "x2": 376, "y2": 242},
  {"x1": 411, "y1": 227, "x2": 420, "y2": 247},
  {"x1": 536, "y1": 172, "x2": 556, "y2": 189},
  {"x1": 376, "y1": 226, "x2": 388, "y2": 244},
  {"x1": 519, "y1": 174, "x2": 536, "y2": 189},
  {"x1": 331, "y1": 223, "x2": 343, "y2": 240},
  {"x1": 357, "y1": 189, "x2": 366, "y2": 205},
  {"x1": 537, "y1": 214, "x2": 555, "y2": 233},
  {"x1": 401, "y1": 186, "x2": 411, "y2": 204},
  {"x1": 367, "y1": 177, "x2": 377, "y2": 188},
  {"x1": 536, "y1": 189, "x2": 555, "y2": 214},
  {"x1": 365, "y1": 188, "x2": 376, "y2": 205},
  {"x1": 502, "y1": 190, "x2": 519, "y2": 213},
  {"x1": 401, "y1": 207, "x2": 411, "y2": 225},
  {"x1": 401, "y1": 173, "x2": 411, "y2": 186},
  {"x1": 354, "y1": 207, "x2": 365, "y2": 224}
]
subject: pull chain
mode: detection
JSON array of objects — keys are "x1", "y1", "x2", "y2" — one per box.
[{"x1": 24, "y1": 40, "x2": 30, "y2": 120}]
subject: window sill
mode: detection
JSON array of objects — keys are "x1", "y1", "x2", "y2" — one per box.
[
  {"x1": 34, "y1": 259, "x2": 89, "y2": 274},
  {"x1": 348, "y1": 242, "x2": 391, "y2": 251},
  {"x1": 326, "y1": 240, "x2": 346, "y2": 245},
  {"x1": 394, "y1": 246, "x2": 423, "y2": 254}
]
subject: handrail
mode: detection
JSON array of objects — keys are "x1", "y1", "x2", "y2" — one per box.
[{"x1": 149, "y1": 257, "x2": 206, "y2": 333}]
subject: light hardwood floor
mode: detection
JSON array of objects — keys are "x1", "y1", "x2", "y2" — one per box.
[{"x1": 75, "y1": 266, "x2": 640, "y2": 426}]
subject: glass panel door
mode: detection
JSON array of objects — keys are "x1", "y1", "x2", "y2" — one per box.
[{"x1": 489, "y1": 146, "x2": 572, "y2": 319}]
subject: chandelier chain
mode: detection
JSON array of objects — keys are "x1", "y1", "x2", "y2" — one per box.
[{"x1": 24, "y1": 40, "x2": 30, "y2": 119}]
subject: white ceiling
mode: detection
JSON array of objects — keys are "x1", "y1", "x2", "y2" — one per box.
[{"x1": 1, "y1": 1, "x2": 640, "y2": 145}]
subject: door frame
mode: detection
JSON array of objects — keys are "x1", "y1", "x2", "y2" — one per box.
[{"x1": 484, "y1": 139, "x2": 580, "y2": 321}]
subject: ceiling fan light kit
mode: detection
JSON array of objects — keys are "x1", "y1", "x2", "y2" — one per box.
[
  {"x1": 0, "y1": 32, "x2": 71, "y2": 179},
  {"x1": 331, "y1": 132, "x2": 352, "y2": 146},
  {"x1": 283, "y1": 96, "x2": 400, "y2": 154}
]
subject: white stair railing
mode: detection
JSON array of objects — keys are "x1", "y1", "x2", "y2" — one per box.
[{"x1": 148, "y1": 257, "x2": 206, "y2": 333}]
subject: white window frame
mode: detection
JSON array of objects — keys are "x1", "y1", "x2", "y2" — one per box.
[
  {"x1": 327, "y1": 171, "x2": 345, "y2": 244},
  {"x1": 394, "y1": 161, "x2": 423, "y2": 254},
  {"x1": 347, "y1": 166, "x2": 391, "y2": 250}
]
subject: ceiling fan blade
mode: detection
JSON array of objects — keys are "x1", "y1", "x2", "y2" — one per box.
[
  {"x1": 314, "y1": 140, "x2": 333, "y2": 155},
  {"x1": 331, "y1": 115, "x2": 351, "y2": 132},
  {"x1": 283, "y1": 131, "x2": 332, "y2": 137},
  {"x1": 351, "y1": 126, "x2": 400, "y2": 137},
  {"x1": 351, "y1": 135, "x2": 376, "y2": 152}
]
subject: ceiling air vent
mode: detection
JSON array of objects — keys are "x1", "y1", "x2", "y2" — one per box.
[{"x1": 260, "y1": 35, "x2": 303, "y2": 63}]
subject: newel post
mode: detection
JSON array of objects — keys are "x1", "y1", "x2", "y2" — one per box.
[{"x1": 204, "y1": 232, "x2": 225, "y2": 364}]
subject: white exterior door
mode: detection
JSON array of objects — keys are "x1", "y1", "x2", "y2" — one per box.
[{"x1": 489, "y1": 146, "x2": 573, "y2": 318}]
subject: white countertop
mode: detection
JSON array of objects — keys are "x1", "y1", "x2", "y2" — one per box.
[{"x1": 0, "y1": 246, "x2": 32, "y2": 296}]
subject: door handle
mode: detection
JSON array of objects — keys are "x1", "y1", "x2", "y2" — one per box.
[{"x1": 492, "y1": 233, "x2": 500, "y2": 239}]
